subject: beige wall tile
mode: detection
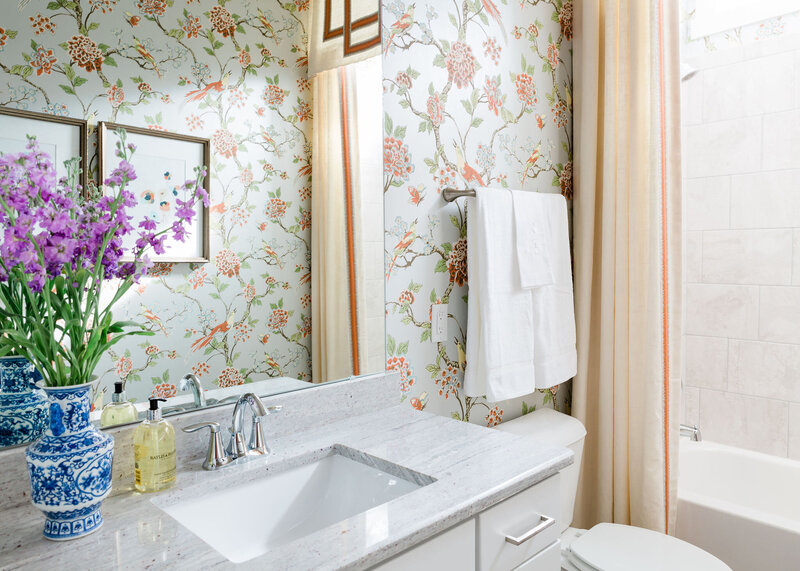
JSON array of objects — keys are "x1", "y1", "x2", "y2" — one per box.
[
  {"x1": 759, "y1": 286, "x2": 800, "y2": 344},
  {"x1": 685, "y1": 335, "x2": 728, "y2": 390},
  {"x1": 684, "y1": 177, "x2": 730, "y2": 230},
  {"x1": 728, "y1": 339, "x2": 800, "y2": 402},
  {"x1": 702, "y1": 229, "x2": 792, "y2": 285},
  {"x1": 789, "y1": 403, "x2": 800, "y2": 461},
  {"x1": 685, "y1": 116, "x2": 762, "y2": 178},
  {"x1": 685, "y1": 284, "x2": 759, "y2": 339},
  {"x1": 700, "y1": 389, "x2": 788, "y2": 456},
  {"x1": 730, "y1": 170, "x2": 800, "y2": 229},
  {"x1": 763, "y1": 110, "x2": 800, "y2": 171}
]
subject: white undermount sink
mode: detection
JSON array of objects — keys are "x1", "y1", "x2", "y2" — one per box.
[{"x1": 153, "y1": 446, "x2": 434, "y2": 563}]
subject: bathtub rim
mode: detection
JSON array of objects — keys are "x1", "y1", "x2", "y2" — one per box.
[{"x1": 678, "y1": 439, "x2": 800, "y2": 536}]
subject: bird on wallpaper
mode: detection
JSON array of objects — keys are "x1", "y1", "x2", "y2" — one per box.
[
  {"x1": 384, "y1": 3, "x2": 415, "y2": 55},
  {"x1": 86, "y1": 111, "x2": 98, "y2": 136},
  {"x1": 261, "y1": 242, "x2": 283, "y2": 268},
  {"x1": 257, "y1": 8, "x2": 277, "y2": 41},
  {"x1": 191, "y1": 310, "x2": 236, "y2": 352},
  {"x1": 386, "y1": 219, "x2": 418, "y2": 278},
  {"x1": 133, "y1": 37, "x2": 162, "y2": 79},
  {"x1": 480, "y1": 0, "x2": 507, "y2": 42},
  {"x1": 455, "y1": 339, "x2": 467, "y2": 372},
  {"x1": 521, "y1": 144, "x2": 541, "y2": 185},
  {"x1": 185, "y1": 72, "x2": 231, "y2": 102},
  {"x1": 452, "y1": 142, "x2": 485, "y2": 188},
  {"x1": 265, "y1": 353, "x2": 283, "y2": 376},
  {"x1": 141, "y1": 305, "x2": 168, "y2": 336}
]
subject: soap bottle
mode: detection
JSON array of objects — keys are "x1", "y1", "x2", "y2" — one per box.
[
  {"x1": 134, "y1": 397, "x2": 176, "y2": 493},
  {"x1": 100, "y1": 381, "x2": 139, "y2": 427}
]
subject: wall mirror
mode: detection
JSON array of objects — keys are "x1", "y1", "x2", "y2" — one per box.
[{"x1": 0, "y1": 0, "x2": 384, "y2": 449}]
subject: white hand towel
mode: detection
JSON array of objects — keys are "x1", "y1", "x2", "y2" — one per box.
[
  {"x1": 512, "y1": 191, "x2": 577, "y2": 388},
  {"x1": 464, "y1": 189, "x2": 535, "y2": 402}
]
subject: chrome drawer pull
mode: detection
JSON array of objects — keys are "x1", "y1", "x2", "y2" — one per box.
[{"x1": 504, "y1": 515, "x2": 556, "y2": 546}]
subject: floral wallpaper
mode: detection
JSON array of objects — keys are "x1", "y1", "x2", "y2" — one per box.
[
  {"x1": 0, "y1": 0, "x2": 312, "y2": 404},
  {"x1": 681, "y1": 0, "x2": 800, "y2": 58},
  {"x1": 382, "y1": 0, "x2": 573, "y2": 425}
]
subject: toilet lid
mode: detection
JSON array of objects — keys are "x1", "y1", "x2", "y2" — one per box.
[{"x1": 566, "y1": 523, "x2": 731, "y2": 571}]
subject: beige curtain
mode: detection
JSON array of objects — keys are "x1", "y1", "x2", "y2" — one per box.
[
  {"x1": 311, "y1": 57, "x2": 382, "y2": 383},
  {"x1": 309, "y1": 0, "x2": 381, "y2": 75},
  {"x1": 571, "y1": 0, "x2": 682, "y2": 535}
]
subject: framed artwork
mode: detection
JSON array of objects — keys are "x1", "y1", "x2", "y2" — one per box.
[
  {"x1": 98, "y1": 122, "x2": 210, "y2": 263},
  {"x1": 0, "y1": 107, "x2": 88, "y2": 189}
]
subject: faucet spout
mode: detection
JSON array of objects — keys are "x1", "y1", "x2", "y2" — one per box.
[
  {"x1": 179, "y1": 373, "x2": 206, "y2": 408},
  {"x1": 229, "y1": 393, "x2": 268, "y2": 459}
]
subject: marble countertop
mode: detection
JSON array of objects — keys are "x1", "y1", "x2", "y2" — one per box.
[{"x1": 0, "y1": 405, "x2": 572, "y2": 570}]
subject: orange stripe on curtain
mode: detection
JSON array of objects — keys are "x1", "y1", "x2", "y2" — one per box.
[
  {"x1": 656, "y1": 0, "x2": 671, "y2": 535},
  {"x1": 339, "y1": 66, "x2": 360, "y2": 375}
]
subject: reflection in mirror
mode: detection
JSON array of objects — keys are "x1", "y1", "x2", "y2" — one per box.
[{"x1": 0, "y1": 0, "x2": 384, "y2": 448}]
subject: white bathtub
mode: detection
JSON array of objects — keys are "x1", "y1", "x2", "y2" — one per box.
[{"x1": 676, "y1": 440, "x2": 800, "y2": 571}]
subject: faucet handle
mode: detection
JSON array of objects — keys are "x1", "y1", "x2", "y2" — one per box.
[
  {"x1": 183, "y1": 422, "x2": 232, "y2": 470},
  {"x1": 265, "y1": 405, "x2": 282, "y2": 415},
  {"x1": 249, "y1": 416, "x2": 269, "y2": 455}
]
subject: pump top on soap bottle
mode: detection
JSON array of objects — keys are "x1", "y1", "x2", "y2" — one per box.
[
  {"x1": 100, "y1": 381, "x2": 138, "y2": 427},
  {"x1": 134, "y1": 397, "x2": 177, "y2": 493}
]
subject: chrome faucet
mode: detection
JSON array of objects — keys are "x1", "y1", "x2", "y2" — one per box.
[
  {"x1": 228, "y1": 393, "x2": 282, "y2": 459},
  {"x1": 680, "y1": 423, "x2": 702, "y2": 442},
  {"x1": 179, "y1": 373, "x2": 206, "y2": 408}
]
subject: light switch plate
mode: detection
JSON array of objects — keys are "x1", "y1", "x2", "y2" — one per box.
[{"x1": 431, "y1": 303, "x2": 447, "y2": 342}]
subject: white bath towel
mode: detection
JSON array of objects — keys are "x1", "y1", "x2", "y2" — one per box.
[
  {"x1": 512, "y1": 191, "x2": 577, "y2": 388},
  {"x1": 464, "y1": 189, "x2": 535, "y2": 402}
]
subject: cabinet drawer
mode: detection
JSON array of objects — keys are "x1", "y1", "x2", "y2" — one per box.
[
  {"x1": 372, "y1": 518, "x2": 476, "y2": 571},
  {"x1": 512, "y1": 540, "x2": 561, "y2": 571},
  {"x1": 476, "y1": 474, "x2": 560, "y2": 571}
]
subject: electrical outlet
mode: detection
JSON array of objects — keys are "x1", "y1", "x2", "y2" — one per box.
[{"x1": 431, "y1": 303, "x2": 447, "y2": 342}]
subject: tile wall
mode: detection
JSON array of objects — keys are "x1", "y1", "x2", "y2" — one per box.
[{"x1": 681, "y1": 35, "x2": 800, "y2": 459}]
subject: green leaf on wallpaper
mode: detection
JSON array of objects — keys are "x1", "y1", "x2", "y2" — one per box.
[
  {"x1": 545, "y1": 92, "x2": 555, "y2": 105},
  {"x1": 105, "y1": 56, "x2": 118, "y2": 68},
  {"x1": 47, "y1": 1, "x2": 60, "y2": 9},
  {"x1": 418, "y1": 121, "x2": 428, "y2": 133},
  {"x1": 89, "y1": 22, "x2": 100, "y2": 31},
  {"x1": 442, "y1": 242, "x2": 453, "y2": 255},
  {"x1": 399, "y1": 99, "x2": 409, "y2": 109},
  {"x1": 434, "y1": 259, "x2": 448, "y2": 273},
  {"x1": 401, "y1": 315, "x2": 412, "y2": 325},
  {"x1": 551, "y1": 10, "x2": 560, "y2": 23},
  {"x1": 501, "y1": 108, "x2": 515, "y2": 123},
  {"x1": 432, "y1": 54, "x2": 446, "y2": 69},
  {"x1": 30, "y1": 39, "x2": 38, "y2": 51},
  {"x1": 521, "y1": 54, "x2": 527, "y2": 72},
  {"x1": 471, "y1": 117, "x2": 483, "y2": 128},
  {"x1": 59, "y1": 84, "x2": 75, "y2": 95},
  {"x1": 387, "y1": 335, "x2": 396, "y2": 356},
  {"x1": 214, "y1": 41, "x2": 224, "y2": 50},
  {"x1": 204, "y1": 47, "x2": 215, "y2": 57},
  {"x1": 450, "y1": 215, "x2": 460, "y2": 229},
  {"x1": 384, "y1": 113, "x2": 393, "y2": 137},
  {"x1": 552, "y1": 175, "x2": 560, "y2": 187},
  {"x1": 429, "y1": 289, "x2": 437, "y2": 303},
  {"x1": 409, "y1": 281, "x2": 423, "y2": 293},
  {"x1": 397, "y1": 341, "x2": 409, "y2": 356},
  {"x1": 209, "y1": 292, "x2": 220, "y2": 300},
  {"x1": 64, "y1": 64, "x2": 76, "y2": 81},
  {"x1": 394, "y1": 125, "x2": 406, "y2": 139},
  {"x1": 407, "y1": 67, "x2": 420, "y2": 80},
  {"x1": 461, "y1": 100, "x2": 472, "y2": 115},
  {"x1": 441, "y1": 39, "x2": 451, "y2": 52},
  {"x1": 72, "y1": 76, "x2": 87, "y2": 87},
  {"x1": 448, "y1": 13, "x2": 458, "y2": 28},
  {"x1": 6, "y1": 30, "x2": 17, "y2": 40},
  {"x1": 420, "y1": 328, "x2": 430, "y2": 343},
  {"x1": 478, "y1": 11, "x2": 489, "y2": 26}
]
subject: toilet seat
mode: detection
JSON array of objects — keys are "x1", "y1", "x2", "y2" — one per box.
[{"x1": 562, "y1": 523, "x2": 731, "y2": 571}]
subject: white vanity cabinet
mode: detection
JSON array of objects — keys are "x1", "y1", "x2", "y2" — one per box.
[{"x1": 373, "y1": 474, "x2": 561, "y2": 571}]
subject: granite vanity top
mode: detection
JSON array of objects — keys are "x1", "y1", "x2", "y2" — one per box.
[{"x1": 0, "y1": 405, "x2": 572, "y2": 570}]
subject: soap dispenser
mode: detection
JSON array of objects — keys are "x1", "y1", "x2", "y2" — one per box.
[
  {"x1": 134, "y1": 397, "x2": 176, "y2": 493},
  {"x1": 100, "y1": 381, "x2": 138, "y2": 427}
]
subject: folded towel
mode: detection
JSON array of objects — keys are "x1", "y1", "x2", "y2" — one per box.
[
  {"x1": 512, "y1": 191, "x2": 577, "y2": 388},
  {"x1": 464, "y1": 189, "x2": 535, "y2": 402}
]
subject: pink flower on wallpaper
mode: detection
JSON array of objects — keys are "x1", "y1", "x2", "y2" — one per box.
[
  {"x1": 114, "y1": 356, "x2": 132, "y2": 379},
  {"x1": 483, "y1": 37, "x2": 501, "y2": 65},
  {"x1": 263, "y1": 84, "x2": 285, "y2": 106},
  {"x1": 137, "y1": 0, "x2": 167, "y2": 16},
  {"x1": 433, "y1": 165, "x2": 458, "y2": 191},
  {"x1": 426, "y1": 92, "x2": 444, "y2": 126},
  {"x1": 298, "y1": 208, "x2": 311, "y2": 231},
  {"x1": 215, "y1": 249, "x2": 241, "y2": 278},
  {"x1": 212, "y1": 129, "x2": 238, "y2": 159},
  {"x1": 267, "y1": 198, "x2": 287, "y2": 220},
  {"x1": 183, "y1": 14, "x2": 202, "y2": 38},
  {"x1": 483, "y1": 77, "x2": 501, "y2": 116},
  {"x1": 268, "y1": 308, "x2": 289, "y2": 331},
  {"x1": 384, "y1": 137, "x2": 414, "y2": 180},
  {"x1": 210, "y1": 5, "x2": 236, "y2": 38},
  {"x1": 238, "y1": 49, "x2": 251, "y2": 68},
  {"x1": 515, "y1": 73, "x2": 538, "y2": 107},
  {"x1": 299, "y1": 315, "x2": 311, "y2": 338},
  {"x1": 186, "y1": 113, "x2": 204, "y2": 131},
  {"x1": 30, "y1": 13, "x2": 56, "y2": 35},
  {"x1": 547, "y1": 42, "x2": 559, "y2": 68},
  {"x1": 485, "y1": 405, "x2": 504, "y2": 427},
  {"x1": 395, "y1": 71, "x2": 413, "y2": 89},
  {"x1": 553, "y1": 100, "x2": 568, "y2": 127},
  {"x1": 188, "y1": 266, "x2": 207, "y2": 289},
  {"x1": 387, "y1": 355, "x2": 414, "y2": 393},
  {"x1": 240, "y1": 167, "x2": 253, "y2": 186},
  {"x1": 227, "y1": 87, "x2": 246, "y2": 108},
  {"x1": 152, "y1": 383, "x2": 177, "y2": 399},
  {"x1": 295, "y1": 100, "x2": 312, "y2": 122},
  {"x1": 233, "y1": 323, "x2": 252, "y2": 342},
  {"x1": 30, "y1": 45, "x2": 57, "y2": 76},
  {"x1": 398, "y1": 289, "x2": 414, "y2": 304},
  {"x1": 145, "y1": 345, "x2": 159, "y2": 355},
  {"x1": 447, "y1": 238, "x2": 468, "y2": 286},
  {"x1": 217, "y1": 367, "x2": 245, "y2": 388},
  {"x1": 192, "y1": 361, "x2": 210, "y2": 377},
  {"x1": 137, "y1": 81, "x2": 152, "y2": 92},
  {"x1": 445, "y1": 41, "x2": 476, "y2": 89},
  {"x1": 559, "y1": 1, "x2": 573, "y2": 41},
  {"x1": 107, "y1": 85, "x2": 124, "y2": 108},
  {"x1": 243, "y1": 284, "x2": 256, "y2": 302},
  {"x1": 67, "y1": 34, "x2": 104, "y2": 72},
  {"x1": 433, "y1": 362, "x2": 460, "y2": 400},
  {"x1": 297, "y1": 77, "x2": 310, "y2": 92}
]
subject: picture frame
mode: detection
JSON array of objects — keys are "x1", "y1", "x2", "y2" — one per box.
[
  {"x1": 98, "y1": 122, "x2": 210, "y2": 263},
  {"x1": 0, "y1": 106, "x2": 88, "y2": 189}
]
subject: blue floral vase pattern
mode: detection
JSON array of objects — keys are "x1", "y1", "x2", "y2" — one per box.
[
  {"x1": 25, "y1": 382, "x2": 114, "y2": 541},
  {"x1": 0, "y1": 356, "x2": 48, "y2": 447}
]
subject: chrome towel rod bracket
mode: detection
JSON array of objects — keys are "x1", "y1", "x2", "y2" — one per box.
[{"x1": 442, "y1": 187, "x2": 476, "y2": 202}]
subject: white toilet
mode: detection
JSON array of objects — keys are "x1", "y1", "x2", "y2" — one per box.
[{"x1": 496, "y1": 408, "x2": 730, "y2": 571}]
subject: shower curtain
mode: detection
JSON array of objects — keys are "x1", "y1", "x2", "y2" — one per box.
[{"x1": 571, "y1": 0, "x2": 683, "y2": 534}]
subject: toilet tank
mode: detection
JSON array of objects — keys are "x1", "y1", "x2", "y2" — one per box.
[{"x1": 495, "y1": 408, "x2": 586, "y2": 533}]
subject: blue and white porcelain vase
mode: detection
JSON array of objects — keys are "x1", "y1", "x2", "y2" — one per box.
[
  {"x1": 25, "y1": 382, "x2": 114, "y2": 541},
  {"x1": 0, "y1": 356, "x2": 48, "y2": 447}
]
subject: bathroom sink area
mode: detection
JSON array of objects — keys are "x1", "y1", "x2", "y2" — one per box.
[{"x1": 153, "y1": 446, "x2": 435, "y2": 564}]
